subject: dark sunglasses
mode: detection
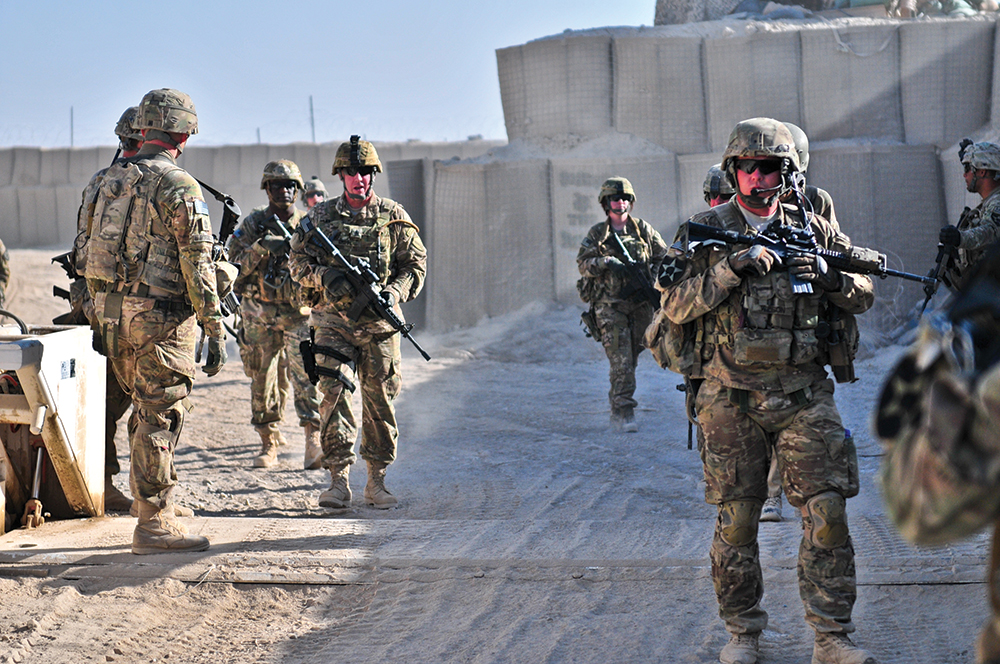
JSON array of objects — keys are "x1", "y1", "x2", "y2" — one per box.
[
  {"x1": 305, "y1": 191, "x2": 325, "y2": 199},
  {"x1": 964, "y1": 162, "x2": 974, "y2": 174},
  {"x1": 735, "y1": 160, "x2": 782, "y2": 175},
  {"x1": 267, "y1": 180, "x2": 298, "y2": 191},
  {"x1": 342, "y1": 166, "x2": 376, "y2": 177},
  {"x1": 608, "y1": 194, "x2": 633, "y2": 203}
]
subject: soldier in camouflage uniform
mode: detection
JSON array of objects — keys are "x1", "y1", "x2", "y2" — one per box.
[
  {"x1": 85, "y1": 88, "x2": 226, "y2": 554},
  {"x1": 0, "y1": 236, "x2": 8, "y2": 310},
  {"x1": 657, "y1": 119, "x2": 876, "y2": 664},
  {"x1": 68, "y1": 106, "x2": 144, "y2": 513},
  {"x1": 876, "y1": 247, "x2": 1000, "y2": 664},
  {"x1": 705, "y1": 163, "x2": 736, "y2": 208},
  {"x1": 303, "y1": 176, "x2": 328, "y2": 210},
  {"x1": 288, "y1": 136, "x2": 426, "y2": 509},
  {"x1": 939, "y1": 140, "x2": 1000, "y2": 292},
  {"x1": 227, "y1": 160, "x2": 323, "y2": 470},
  {"x1": 577, "y1": 177, "x2": 668, "y2": 432}
]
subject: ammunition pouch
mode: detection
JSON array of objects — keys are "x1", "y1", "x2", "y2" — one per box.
[
  {"x1": 733, "y1": 328, "x2": 792, "y2": 365},
  {"x1": 580, "y1": 307, "x2": 600, "y2": 340},
  {"x1": 644, "y1": 308, "x2": 699, "y2": 376}
]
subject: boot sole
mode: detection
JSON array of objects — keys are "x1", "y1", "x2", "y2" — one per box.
[
  {"x1": 319, "y1": 495, "x2": 351, "y2": 509},
  {"x1": 132, "y1": 541, "x2": 210, "y2": 555}
]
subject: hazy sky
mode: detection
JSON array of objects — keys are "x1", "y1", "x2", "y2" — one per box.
[{"x1": 0, "y1": 1, "x2": 653, "y2": 148}]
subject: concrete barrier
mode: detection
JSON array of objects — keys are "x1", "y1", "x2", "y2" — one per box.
[
  {"x1": 677, "y1": 153, "x2": 722, "y2": 223},
  {"x1": 12, "y1": 148, "x2": 41, "y2": 187}
]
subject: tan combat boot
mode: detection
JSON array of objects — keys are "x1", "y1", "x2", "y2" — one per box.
[
  {"x1": 104, "y1": 477, "x2": 134, "y2": 513},
  {"x1": 130, "y1": 501, "x2": 193, "y2": 523},
  {"x1": 812, "y1": 632, "x2": 877, "y2": 664},
  {"x1": 253, "y1": 423, "x2": 280, "y2": 468},
  {"x1": 132, "y1": 500, "x2": 209, "y2": 555},
  {"x1": 364, "y1": 460, "x2": 397, "y2": 509},
  {"x1": 720, "y1": 632, "x2": 759, "y2": 664},
  {"x1": 319, "y1": 465, "x2": 351, "y2": 508},
  {"x1": 303, "y1": 423, "x2": 323, "y2": 470}
]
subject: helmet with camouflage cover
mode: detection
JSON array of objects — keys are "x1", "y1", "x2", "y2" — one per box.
[
  {"x1": 783, "y1": 122, "x2": 810, "y2": 173},
  {"x1": 114, "y1": 106, "x2": 143, "y2": 143},
  {"x1": 960, "y1": 140, "x2": 1000, "y2": 173},
  {"x1": 260, "y1": 160, "x2": 304, "y2": 190},
  {"x1": 720, "y1": 118, "x2": 799, "y2": 173},
  {"x1": 134, "y1": 88, "x2": 198, "y2": 135},
  {"x1": 703, "y1": 163, "x2": 734, "y2": 201},
  {"x1": 304, "y1": 176, "x2": 328, "y2": 197},
  {"x1": 333, "y1": 135, "x2": 383, "y2": 174},
  {"x1": 598, "y1": 177, "x2": 636, "y2": 208}
]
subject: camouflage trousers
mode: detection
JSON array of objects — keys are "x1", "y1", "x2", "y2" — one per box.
[
  {"x1": 594, "y1": 301, "x2": 652, "y2": 414},
  {"x1": 695, "y1": 377, "x2": 860, "y2": 634},
  {"x1": 94, "y1": 293, "x2": 197, "y2": 509},
  {"x1": 313, "y1": 322, "x2": 402, "y2": 469},
  {"x1": 237, "y1": 298, "x2": 321, "y2": 427}
]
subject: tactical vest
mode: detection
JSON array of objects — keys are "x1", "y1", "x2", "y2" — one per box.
[
  {"x1": 577, "y1": 218, "x2": 655, "y2": 304},
  {"x1": 84, "y1": 156, "x2": 187, "y2": 297},
  {"x1": 237, "y1": 209, "x2": 302, "y2": 305}
]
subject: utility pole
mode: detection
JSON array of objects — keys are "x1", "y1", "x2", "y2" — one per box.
[
  {"x1": 70, "y1": 106, "x2": 74, "y2": 147},
  {"x1": 257, "y1": 128, "x2": 261, "y2": 144},
  {"x1": 309, "y1": 95, "x2": 316, "y2": 143}
]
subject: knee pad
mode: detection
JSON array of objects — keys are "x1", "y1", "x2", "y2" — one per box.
[
  {"x1": 802, "y1": 491, "x2": 849, "y2": 549},
  {"x1": 718, "y1": 499, "x2": 762, "y2": 547}
]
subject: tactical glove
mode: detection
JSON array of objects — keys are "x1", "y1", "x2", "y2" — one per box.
[
  {"x1": 728, "y1": 245, "x2": 778, "y2": 277},
  {"x1": 257, "y1": 234, "x2": 290, "y2": 255},
  {"x1": 786, "y1": 251, "x2": 842, "y2": 291},
  {"x1": 605, "y1": 256, "x2": 628, "y2": 274},
  {"x1": 939, "y1": 225, "x2": 962, "y2": 248},
  {"x1": 380, "y1": 291, "x2": 396, "y2": 308},
  {"x1": 322, "y1": 268, "x2": 351, "y2": 297},
  {"x1": 202, "y1": 336, "x2": 227, "y2": 376}
]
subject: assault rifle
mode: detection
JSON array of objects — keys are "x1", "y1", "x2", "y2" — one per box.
[
  {"x1": 193, "y1": 180, "x2": 242, "y2": 362},
  {"x1": 298, "y1": 215, "x2": 431, "y2": 361},
  {"x1": 608, "y1": 232, "x2": 660, "y2": 308},
  {"x1": 196, "y1": 179, "x2": 242, "y2": 247},
  {"x1": 681, "y1": 221, "x2": 935, "y2": 288},
  {"x1": 919, "y1": 241, "x2": 958, "y2": 315},
  {"x1": 262, "y1": 214, "x2": 293, "y2": 290},
  {"x1": 947, "y1": 237, "x2": 1000, "y2": 374}
]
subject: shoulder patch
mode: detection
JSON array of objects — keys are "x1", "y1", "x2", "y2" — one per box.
[
  {"x1": 581, "y1": 236, "x2": 595, "y2": 248},
  {"x1": 657, "y1": 256, "x2": 688, "y2": 288},
  {"x1": 193, "y1": 199, "x2": 210, "y2": 216}
]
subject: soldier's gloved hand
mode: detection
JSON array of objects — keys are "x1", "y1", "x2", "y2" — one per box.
[
  {"x1": 604, "y1": 256, "x2": 628, "y2": 274},
  {"x1": 728, "y1": 245, "x2": 778, "y2": 277},
  {"x1": 939, "y1": 225, "x2": 962, "y2": 247},
  {"x1": 787, "y1": 251, "x2": 842, "y2": 291},
  {"x1": 380, "y1": 291, "x2": 396, "y2": 308},
  {"x1": 202, "y1": 336, "x2": 227, "y2": 376},
  {"x1": 257, "y1": 234, "x2": 290, "y2": 255},
  {"x1": 322, "y1": 268, "x2": 351, "y2": 297}
]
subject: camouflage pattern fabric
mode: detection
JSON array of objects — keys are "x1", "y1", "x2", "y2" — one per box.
[
  {"x1": 288, "y1": 193, "x2": 426, "y2": 470},
  {"x1": 312, "y1": 322, "x2": 401, "y2": 468},
  {"x1": 86, "y1": 143, "x2": 222, "y2": 507},
  {"x1": 238, "y1": 297, "x2": 320, "y2": 427},
  {"x1": 228, "y1": 205, "x2": 321, "y2": 428},
  {"x1": 0, "y1": 236, "x2": 8, "y2": 308},
  {"x1": 661, "y1": 199, "x2": 873, "y2": 636},
  {"x1": 576, "y1": 216, "x2": 668, "y2": 414},
  {"x1": 944, "y1": 189, "x2": 1000, "y2": 292}
]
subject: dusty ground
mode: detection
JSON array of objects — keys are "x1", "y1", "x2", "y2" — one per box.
[{"x1": 0, "y1": 248, "x2": 990, "y2": 664}]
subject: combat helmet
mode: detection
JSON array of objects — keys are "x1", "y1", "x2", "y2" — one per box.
[
  {"x1": 703, "y1": 163, "x2": 734, "y2": 201},
  {"x1": 114, "y1": 106, "x2": 143, "y2": 143},
  {"x1": 959, "y1": 139, "x2": 1000, "y2": 173},
  {"x1": 134, "y1": 88, "x2": 198, "y2": 135},
  {"x1": 598, "y1": 177, "x2": 635, "y2": 208},
  {"x1": 721, "y1": 118, "x2": 799, "y2": 173},
  {"x1": 260, "y1": 160, "x2": 304, "y2": 190},
  {"x1": 333, "y1": 135, "x2": 383, "y2": 174},
  {"x1": 783, "y1": 122, "x2": 810, "y2": 173},
  {"x1": 304, "y1": 176, "x2": 328, "y2": 197}
]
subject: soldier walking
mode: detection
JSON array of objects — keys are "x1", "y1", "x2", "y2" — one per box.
[
  {"x1": 227, "y1": 160, "x2": 323, "y2": 469},
  {"x1": 657, "y1": 119, "x2": 877, "y2": 664},
  {"x1": 85, "y1": 88, "x2": 226, "y2": 554},
  {"x1": 576, "y1": 177, "x2": 668, "y2": 432},
  {"x1": 288, "y1": 136, "x2": 426, "y2": 509}
]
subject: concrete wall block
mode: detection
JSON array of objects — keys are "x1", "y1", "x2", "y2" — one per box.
[
  {"x1": 291, "y1": 145, "x2": 323, "y2": 183},
  {"x1": 386, "y1": 159, "x2": 429, "y2": 329},
  {"x1": 16, "y1": 188, "x2": 59, "y2": 248},
  {"x1": 677, "y1": 153, "x2": 723, "y2": 224},
  {"x1": 178, "y1": 147, "x2": 217, "y2": 184},
  {"x1": 704, "y1": 31, "x2": 802, "y2": 152},
  {"x1": 994, "y1": 21, "x2": 1000, "y2": 129},
  {"x1": 549, "y1": 155, "x2": 678, "y2": 303},
  {"x1": 565, "y1": 36, "x2": 613, "y2": 135},
  {"x1": 239, "y1": 145, "x2": 271, "y2": 186},
  {"x1": 483, "y1": 159, "x2": 553, "y2": 316},
  {"x1": 0, "y1": 188, "x2": 21, "y2": 247},
  {"x1": 40, "y1": 149, "x2": 71, "y2": 187},
  {"x1": 497, "y1": 45, "x2": 528, "y2": 140},
  {"x1": 55, "y1": 184, "x2": 83, "y2": 247},
  {"x1": 900, "y1": 20, "x2": 994, "y2": 147},
  {"x1": 801, "y1": 25, "x2": 903, "y2": 142},
  {"x1": 69, "y1": 148, "x2": 103, "y2": 184},
  {"x1": 427, "y1": 162, "x2": 488, "y2": 330},
  {"x1": 12, "y1": 148, "x2": 42, "y2": 186},
  {"x1": 614, "y1": 36, "x2": 708, "y2": 154},
  {"x1": 214, "y1": 146, "x2": 242, "y2": 186},
  {"x1": 0, "y1": 150, "x2": 14, "y2": 187}
]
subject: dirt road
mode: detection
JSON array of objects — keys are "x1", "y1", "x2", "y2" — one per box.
[{"x1": 0, "y1": 249, "x2": 988, "y2": 663}]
